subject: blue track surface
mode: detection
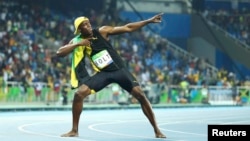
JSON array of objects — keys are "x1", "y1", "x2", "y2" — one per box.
[{"x1": 0, "y1": 107, "x2": 250, "y2": 141}]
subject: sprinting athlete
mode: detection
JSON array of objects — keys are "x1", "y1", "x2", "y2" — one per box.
[{"x1": 56, "y1": 13, "x2": 166, "y2": 138}]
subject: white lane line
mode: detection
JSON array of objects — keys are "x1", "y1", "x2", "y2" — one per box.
[
  {"x1": 219, "y1": 120, "x2": 250, "y2": 125},
  {"x1": 88, "y1": 120, "x2": 185, "y2": 141},
  {"x1": 157, "y1": 110, "x2": 250, "y2": 137},
  {"x1": 18, "y1": 121, "x2": 95, "y2": 141}
]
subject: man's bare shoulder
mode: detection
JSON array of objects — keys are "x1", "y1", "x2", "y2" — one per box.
[
  {"x1": 98, "y1": 26, "x2": 113, "y2": 39},
  {"x1": 99, "y1": 25, "x2": 113, "y2": 33}
]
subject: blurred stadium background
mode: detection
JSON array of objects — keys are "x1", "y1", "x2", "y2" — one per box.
[{"x1": 0, "y1": 0, "x2": 250, "y2": 109}]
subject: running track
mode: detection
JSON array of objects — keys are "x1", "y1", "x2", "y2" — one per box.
[{"x1": 0, "y1": 106, "x2": 250, "y2": 141}]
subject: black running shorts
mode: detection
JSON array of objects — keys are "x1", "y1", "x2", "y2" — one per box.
[{"x1": 81, "y1": 68, "x2": 140, "y2": 93}]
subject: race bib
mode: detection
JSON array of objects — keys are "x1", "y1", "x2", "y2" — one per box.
[{"x1": 91, "y1": 50, "x2": 113, "y2": 69}]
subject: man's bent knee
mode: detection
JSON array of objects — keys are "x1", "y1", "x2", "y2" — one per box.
[{"x1": 74, "y1": 85, "x2": 91, "y2": 100}]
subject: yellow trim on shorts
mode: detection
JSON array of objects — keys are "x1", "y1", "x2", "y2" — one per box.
[{"x1": 90, "y1": 89, "x2": 96, "y2": 94}]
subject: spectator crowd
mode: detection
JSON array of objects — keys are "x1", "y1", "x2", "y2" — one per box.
[{"x1": 0, "y1": 0, "x2": 249, "y2": 104}]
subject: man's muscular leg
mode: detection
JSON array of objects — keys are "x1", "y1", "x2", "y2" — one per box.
[
  {"x1": 131, "y1": 86, "x2": 166, "y2": 138},
  {"x1": 61, "y1": 84, "x2": 91, "y2": 137}
]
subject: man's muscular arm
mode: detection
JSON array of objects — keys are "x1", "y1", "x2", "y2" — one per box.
[
  {"x1": 99, "y1": 13, "x2": 163, "y2": 40},
  {"x1": 56, "y1": 39, "x2": 91, "y2": 57}
]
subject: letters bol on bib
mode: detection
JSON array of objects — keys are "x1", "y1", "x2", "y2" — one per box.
[{"x1": 92, "y1": 50, "x2": 113, "y2": 69}]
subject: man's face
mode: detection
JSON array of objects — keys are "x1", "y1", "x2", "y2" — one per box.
[{"x1": 79, "y1": 20, "x2": 93, "y2": 36}]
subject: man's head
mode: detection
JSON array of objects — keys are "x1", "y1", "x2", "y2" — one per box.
[{"x1": 74, "y1": 16, "x2": 89, "y2": 35}]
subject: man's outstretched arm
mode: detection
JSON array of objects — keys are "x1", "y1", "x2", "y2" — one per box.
[{"x1": 99, "y1": 13, "x2": 164, "y2": 38}]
